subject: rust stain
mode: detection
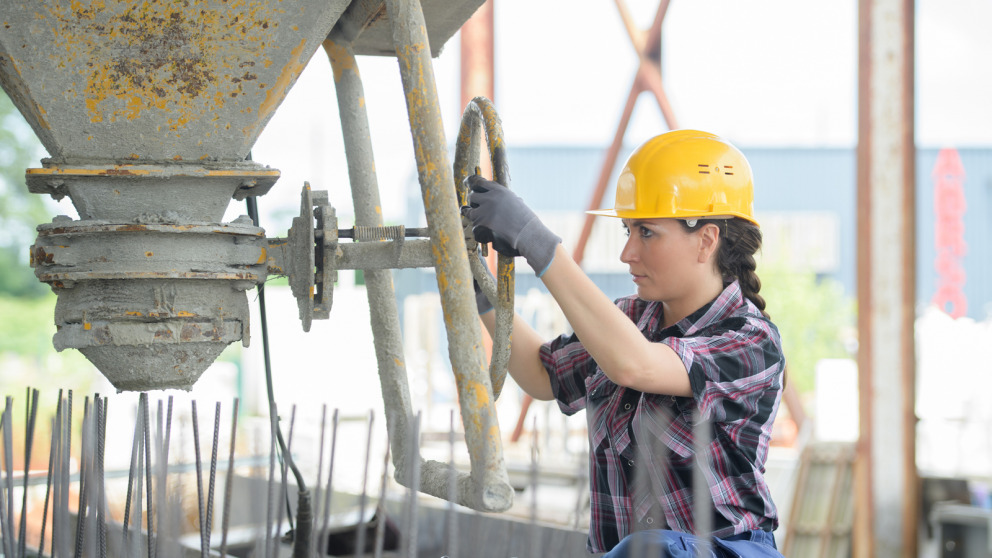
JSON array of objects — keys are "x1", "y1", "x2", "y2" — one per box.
[
  {"x1": 180, "y1": 323, "x2": 200, "y2": 342},
  {"x1": 115, "y1": 224, "x2": 149, "y2": 232},
  {"x1": 44, "y1": 1, "x2": 281, "y2": 131},
  {"x1": 31, "y1": 246, "x2": 55, "y2": 265},
  {"x1": 105, "y1": 168, "x2": 136, "y2": 176},
  {"x1": 93, "y1": 325, "x2": 111, "y2": 344},
  {"x1": 145, "y1": 251, "x2": 153, "y2": 257}
]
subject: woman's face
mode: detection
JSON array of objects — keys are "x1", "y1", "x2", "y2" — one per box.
[{"x1": 619, "y1": 218, "x2": 717, "y2": 303}]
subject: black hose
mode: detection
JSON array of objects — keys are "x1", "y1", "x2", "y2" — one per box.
[{"x1": 246, "y1": 194, "x2": 312, "y2": 557}]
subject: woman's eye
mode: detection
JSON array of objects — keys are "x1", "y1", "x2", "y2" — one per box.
[
  {"x1": 639, "y1": 226, "x2": 653, "y2": 238},
  {"x1": 622, "y1": 225, "x2": 631, "y2": 237}
]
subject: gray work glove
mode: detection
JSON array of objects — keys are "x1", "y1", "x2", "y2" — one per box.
[{"x1": 461, "y1": 175, "x2": 561, "y2": 276}]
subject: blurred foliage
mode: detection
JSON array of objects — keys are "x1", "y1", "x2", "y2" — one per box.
[
  {"x1": 0, "y1": 91, "x2": 48, "y2": 298},
  {"x1": 0, "y1": 294, "x2": 100, "y2": 401},
  {"x1": 760, "y1": 262, "x2": 857, "y2": 395}
]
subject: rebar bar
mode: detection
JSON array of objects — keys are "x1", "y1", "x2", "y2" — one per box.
[
  {"x1": 97, "y1": 396, "x2": 108, "y2": 558},
  {"x1": 154, "y1": 397, "x2": 173, "y2": 558},
  {"x1": 38, "y1": 390, "x2": 63, "y2": 558},
  {"x1": 19, "y1": 388, "x2": 39, "y2": 558},
  {"x1": 311, "y1": 404, "x2": 328, "y2": 558},
  {"x1": 317, "y1": 409, "x2": 339, "y2": 556},
  {"x1": 529, "y1": 416, "x2": 541, "y2": 558},
  {"x1": 265, "y1": 404, "x2": 279, "y2": 558},
  {"x1": 143, "y1": 394, "x2": 154, "y2": 558},
  {"x1": 219, "y1": 398, "x2": 239, "y2": 558},
  {"x1": 693, "y1": 408, "x2": 713, "y2": 557},
  {"x1": 73, "y1": 397, "x2": 91, "y2": 558},
  {"x1": 373, "y1": 428, "x2": 392, "y2": 558},
  {"x1": 354, "y1": 411, "x2": 375, "y2": 558},
  {"x1": 57, "y1": 391, "x2": 73, "y2": 558},
  {"x1": 444, "y1": 410, "x2": 457, "y2": 558},
  {"x1": 1, "y1": 398, "x2": 15, "y2": 558},
  {"x1": 192, "y1": 400, "x2": 207, "y2": 558},
  {"x1": 205, "y1": 401, "x2": 221, "y2": 555}
]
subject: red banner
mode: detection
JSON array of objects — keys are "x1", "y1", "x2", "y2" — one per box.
[{"x1": 931, "y1": 148, "x2": 967, "y2": 317}]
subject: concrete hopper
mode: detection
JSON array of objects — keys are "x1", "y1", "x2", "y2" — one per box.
[{"x1": 0, "y1": 0, "x2": 348, "y2": 391}]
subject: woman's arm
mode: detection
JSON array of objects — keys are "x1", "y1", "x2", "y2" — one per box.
[
  {"x1": 540, "y1": 244, "x2": 692, "y2": 397},
  {"x1": 479, "y1": 310, "x2": 554, "y2": 401}
]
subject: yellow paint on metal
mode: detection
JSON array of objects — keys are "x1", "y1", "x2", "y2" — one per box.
[
  {"x1": 467, "y1": 379, "x2": 491, "y2": 409},
  {"x1": 125, "y1": 311, "x2": 143, "y2": 317},
  {"x1": 42, "y1": 1, "x2": 284, "y2": 133},
  {"x1": 322, "y1": 39, "x2": 357, "y2": 83},
  {"x1": 252, "y1": 37, "x2": 308, "y2": 134},
  {"x1": 177, "y1": 311, "x2": 195, "y2": 317},
  {"x1": 83, "y1": 322, "x2": 91, "y2": 331},
  {"x1": 145, "y1": 251, "x2": 153, "y2": 257},
  {"x1": 26, "y1": 167, "x2": 280, "y2": 179},
  {"x1": 257, "y1": 247, "x2": 267, "y2": 264}
]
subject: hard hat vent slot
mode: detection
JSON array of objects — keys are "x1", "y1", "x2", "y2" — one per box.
[{"x1": 697, "y1": 164, "x2": 735, "y2": 176}]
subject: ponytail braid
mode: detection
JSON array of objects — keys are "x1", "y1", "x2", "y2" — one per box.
[{"x1": 683, "y1": 218, "x2": 767, "y2": 317}]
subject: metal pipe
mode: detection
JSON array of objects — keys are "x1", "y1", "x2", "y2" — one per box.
[
  {"x1": 453, "y1": 96, "x2": 514, "y2": 401},
  {"x1": 384, "y1": 0, "x2": 512, "y2": 513},
  {"x1": 855, "y1": 0, "x2": 917, "y2": 555},
  {"x1": 324, "y1": 30, "x2": 417, "y2": 499}
]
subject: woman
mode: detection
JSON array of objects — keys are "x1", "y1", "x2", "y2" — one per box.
[{"x1": 462, "y1": 130, "x2": 786, "y2": 557}]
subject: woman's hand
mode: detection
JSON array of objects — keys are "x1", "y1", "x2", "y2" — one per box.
[{"x1": 461, "y1": 175, "x2": 561, "y2": 276}]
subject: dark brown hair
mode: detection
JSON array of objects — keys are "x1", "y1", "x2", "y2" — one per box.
[{"x1": 682, "y1": 218, "x2": 767, "y2": 316}]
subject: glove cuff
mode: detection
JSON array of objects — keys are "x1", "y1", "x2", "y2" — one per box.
[{"x1": 518, "y1": 218, "x2": 561, "y2": 277}]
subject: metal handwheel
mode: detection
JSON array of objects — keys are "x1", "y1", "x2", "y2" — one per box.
[{"x1": 454, "y1": 96, "x2": 515, "y2": 400}]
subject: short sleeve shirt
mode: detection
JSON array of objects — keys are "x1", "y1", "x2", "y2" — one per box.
[{"x1": 539, "y1": 280, "x2": 785, "y2": 553}]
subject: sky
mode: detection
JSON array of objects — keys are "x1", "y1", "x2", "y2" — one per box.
[{"x1": 231, "y1": 0, "x2": 992, "y2": 233}]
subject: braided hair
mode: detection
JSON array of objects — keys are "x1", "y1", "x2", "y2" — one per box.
[{"x1": 682, "y1": 218, "x2": 767, "y2": 316}]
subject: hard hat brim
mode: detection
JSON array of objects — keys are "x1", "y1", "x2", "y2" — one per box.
[{"x1": 586, "y1": 207, "x2": 761, "y2": 227}]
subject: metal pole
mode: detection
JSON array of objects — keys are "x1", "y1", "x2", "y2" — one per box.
[
  {"x1": 385, "y1": 0, "x2": 512, "y2": 512},
  {"x1": 323, "y1": 28, "x2": 416, "y2": 489},
  {"x1": 855, "y1": 0, "x2": 917, "y2": 556}
]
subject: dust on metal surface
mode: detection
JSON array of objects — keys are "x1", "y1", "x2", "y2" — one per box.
[{"x1": 0, "y1": 0, "x2": 347, "y2": 161}]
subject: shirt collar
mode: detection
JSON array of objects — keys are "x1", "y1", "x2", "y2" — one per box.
[{"x1": 642, "y1": 280, "x2": 746, "y2": 338}]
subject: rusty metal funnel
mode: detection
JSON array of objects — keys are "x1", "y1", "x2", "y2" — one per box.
[
  {"x1": 0, "y1": 1, "x2": 347, "y2": 163},
  {"x1": 1, "y1": 0, "x2": 349, "y2": 391}
]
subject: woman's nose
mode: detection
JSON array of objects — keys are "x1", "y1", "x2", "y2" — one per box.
[{"x1": 620, "y1": 236, "x2": 637, "y2": 264}]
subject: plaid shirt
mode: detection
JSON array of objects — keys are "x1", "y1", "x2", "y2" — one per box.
[{"x1": 539, "y1": 280, "x2": 785, "y2": 553}]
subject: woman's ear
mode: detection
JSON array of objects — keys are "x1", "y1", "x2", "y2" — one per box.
[{"x1": 697, "y1": 222, "x2": 721, "y2": 263}]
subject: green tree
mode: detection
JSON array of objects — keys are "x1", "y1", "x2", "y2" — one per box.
[
  {"x1": 760, "y1": 264, "x2": 857, "y2": 395},
  {"x1": 0, "y1": 91, "x2": 49, "y2": 297}
]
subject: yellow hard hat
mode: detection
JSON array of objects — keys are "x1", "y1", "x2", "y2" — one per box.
[{"x1": 589, "y1": 129, "x2": 758, "y2": 225}]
